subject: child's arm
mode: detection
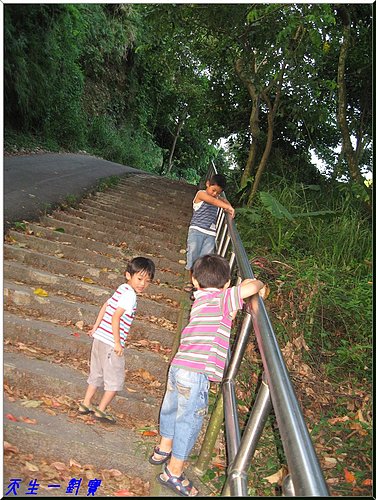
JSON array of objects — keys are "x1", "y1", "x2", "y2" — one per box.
[
  {"x1": 196, "y1": 191, "x2": 235, "y2": 218},
  {"x1": 112, "y1": 307, "x2": 126, "y2": 356},
  {"x1": 88, "y1": 301, "x2": 108, "y2": 337},
  {"x1": 239, "y1": 278, "x2": 266, "y2": 300}
]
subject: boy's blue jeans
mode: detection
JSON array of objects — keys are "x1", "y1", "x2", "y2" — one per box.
[
  {"x1": 185, "y1": 228, "x2": 216, "y2": 270},
  {"x1": 159, "y1": 366, "x2": 209, "y2": 461}
]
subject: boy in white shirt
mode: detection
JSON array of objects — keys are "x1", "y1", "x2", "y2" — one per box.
[{"x1": 78, "y1": 256, "x2": 155, "y2": 423}]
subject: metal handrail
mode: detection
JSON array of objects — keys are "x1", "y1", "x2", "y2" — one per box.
[{"x1": 197, "y1": 162, "x2": 329, "y2": 496}]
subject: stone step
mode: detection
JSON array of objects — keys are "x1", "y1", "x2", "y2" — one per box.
[
  {"x1": 4, "y1": 244, "x2": 184, "y2": 289},
  {"x1": 4, "y1": 351, "x2": 161, "y2": 423},
  {"x1": 9, "y1": 224, "x2": 186, "y2": 276},
  {"x1": 110, "y1": 179, "x2": 195, "y2": 205},
  {"x1": 94, "y1": 191, "x2": 192, "y2": 223},
  {"x1": 79, "y1": 199, "x2": 187, "y2": 235},
  {"x1": 82, "y1": 196, "x2": 190, "y2": 241},
  {"x1": 3, "y1": 312, "x2": 170, "y2": 382},
  {"x1": 3, "y1": 397, "x2": 160, "y2": 485},
  {"x1": 3, "y1": 282, "x2": 177, "y2": 346},
  {"x1": 38, "y1": 215, "x2": 182, "y2": 265},
  {"x1": 67, "y1": 206, "x2": 184, "y2": 246},
  {"x1": 3, "y1": 260, "x2": 180, "y2": 322},
  {"x1": 50, "y1": 208, "x2": 184, "y2": 253},
  {"x1": 8, "y1": 229, "x2": 122, "y2": 271},
  {"x1": 117, "y1": 174, "x2": 195, "y2": 196}
]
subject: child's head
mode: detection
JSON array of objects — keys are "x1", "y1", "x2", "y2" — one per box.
[
  {"x1": 192, "y1": 253, "x2": 231, "y2": 290},
  {"x1": 205, "y1": 173, "x2": 227, "y2": 198},
  {"x1": 125, "y1": 256, "x2": 155, "y2": 293}
]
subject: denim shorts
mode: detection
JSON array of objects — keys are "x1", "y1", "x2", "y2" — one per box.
[
  {"x1": 159, "y1": 366, "x2": 209, "y2": 461},
  {"x1": 185, "y1": 228, "x2": 216, "y2": 270}
]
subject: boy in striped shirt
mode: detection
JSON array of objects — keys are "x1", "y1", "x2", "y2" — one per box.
[
  {"x1": 78, "y1": 256, "x2": 155, "y2": 424},
  {"x1": 150, "y1": 254, "x2": 266, "y2": 497},
  {"x1": 184, "y1": 173, "x2": 235, "y2": 297}
]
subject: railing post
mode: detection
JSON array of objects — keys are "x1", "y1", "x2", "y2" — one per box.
[{"x1": 222, "y1": 372, "x2": 272, "y2": 496}]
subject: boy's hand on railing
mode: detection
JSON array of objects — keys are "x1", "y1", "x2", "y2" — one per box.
[
  {"x1": 226, "y1": 206, "x2": 235, "y2": 218},
  {"x1": 258, "y1": 283, "x2": 270, "y2": 300}
]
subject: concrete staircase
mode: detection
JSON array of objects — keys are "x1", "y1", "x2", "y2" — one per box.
[{"x1": 3, "y1": 173, "x2": 209, "y2": 497}]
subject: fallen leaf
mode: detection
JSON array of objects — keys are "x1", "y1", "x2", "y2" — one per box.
[
  {"x1": 114, "y1": 490, "x2": 134, "y2": 496},
  {"x1": 349, "y1": 421, "x2": 368, "y2": 436},
  {"x1": 142, "y1": 430, "x2": 158, "y2": 437},
  {"x1": 125, "y1": 387, "x2": 137, "y2": 393},
  {"x1": 263, "y1": 467, "x2": 285, "y2": 484},
  {"x1": 18, "y1": 416, "x2": 37, "y2": 424},
  {"x1": 108, "y1": 469, "x2": 123, "y2": 477},
  {"x1": 69, "y1": 459, "x2": 82, "y2": 468},
  {"x1": 71, "y1": 332, "x2": 80, "y2": 337},
  {"x1": 25, "y1": 461, "x2": 39, "y2": 472},
  {"x1": 51, "y1": 462, "x2": 68, "y2": 471},
  {"x1": 21, "y1": 400, "x2": 43, "y2": 408},
  {"x1": 75, "y1": 321, "x2": 84, "y2": 330},
  {"x1": 344, "y1": 468, "x2": 356, "y2": 484},
  {"x1": 33, "y1": 288, "x2": 49, "y2": 297},
  {"x1": 328, "y1": 416, "x2": 350, "y2": 424},
  {"x1": 355, "y1": 409, "x2": 366, "y2": 423},
  {"x1": 212, "y1": 462, "x2": 226, "y2": 470},
  {"x1": 178, "y1": 260, "x2": 186, "y2": 265},
  {"x1": 323, "y1": 457, "x2": 337, "y2": 469},
  {"x1": 362, "y1": 478, "x2": 372, "y2": 486},
  {"x1": 5, "y1": 413, "x2": 19, "y2": 422},
  {"x1": 44, "y1": 408, "x2": 57, "y2": 416},
  {"x1": 4, "y1": 441, "x2": 19, "y2": 453},
  {"x1": 82, "y1": 277, "x2": 95, "y2": 284}
]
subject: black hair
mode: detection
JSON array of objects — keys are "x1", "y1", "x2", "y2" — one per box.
[
  {"x1": 192, "y1": 253, "x2": 231, "y2": 289},
  {"x1": 208, "y1": 173, "x2": 226, "y2": 190},
  {"x1": 126, "y1": 256, "x2": 155, "y2": 280}
]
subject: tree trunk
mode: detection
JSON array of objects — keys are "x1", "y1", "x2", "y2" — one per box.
[
  {"x1": 336, "y1": 8, "x2": 371, "y2": 208},
  {"x1": 236, "y1": 58, "x2": 261, "y2": 189},
  {"x1": 240, "y1": 95, "x2": 260, "y2": 188},
  {"x1": 247, "y1": 100, "x2": 274, "y2": 206},
  {"x1": 247, "y1": 70, "x2": 284, "y2": 207},
  {"x1": 166, "y1": 111, "x2": 186, "y2": 175}
]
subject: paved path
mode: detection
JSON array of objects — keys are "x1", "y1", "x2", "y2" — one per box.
[{"x1": 3, "y1": 153, "x2": 149, "y2": 226}]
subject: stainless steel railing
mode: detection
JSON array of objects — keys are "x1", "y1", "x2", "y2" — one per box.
[{"x1": 195, "y1": 162, "x2": 329, "y2": 496}]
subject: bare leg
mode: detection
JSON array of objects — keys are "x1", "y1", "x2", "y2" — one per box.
[
  {"x1": 160, "y1": 455, "x2": 198, "y2": 496},
  {"x1": 97, "y1": 390, "x2": 117, "y2": 412},
  {"x1": 83, "y1": 384, "x2": 97, "y2": 407},
  {"x1": 151, "y1": 437, "x2": 172, "y2": 461}
]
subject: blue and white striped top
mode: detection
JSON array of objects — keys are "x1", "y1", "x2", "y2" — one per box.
[{"x1": 189, "y1": 191, "x2": 219, "y2": 236}]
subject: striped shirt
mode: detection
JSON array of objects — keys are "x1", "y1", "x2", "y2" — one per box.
[
  {"x1": 189, "y1": 192, "x2": 219, "y2": 236},
  {"x1": 93, "y1": 283, "x2": 137, "y2": 348},
  {"x1": 171, "y1": 285, "x2": 243, "y2": 382}
]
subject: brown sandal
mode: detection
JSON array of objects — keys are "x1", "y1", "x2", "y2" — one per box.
[{"x1": 183, "y1": 282, "x2": 194, "y2": 292}]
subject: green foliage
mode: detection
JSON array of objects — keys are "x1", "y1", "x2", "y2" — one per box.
[
  {"x1": 87, "y1": 115, "x2": 163, "y2": 171},
  {"x1": 236, "y1": 174, "x2": 372, "y2": 386},
  {"x1": 97, "y1": 175, "x2": 121, "y2": 192}
]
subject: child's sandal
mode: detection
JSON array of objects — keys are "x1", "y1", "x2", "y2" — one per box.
[
  {"x1": 78, "y1": 403, "x2": 95, "y2": 415},
  {"x1": 148, "y1": 446, "x2": 171, "y2": 465},
  {"x1": 183, "y1": 282, "x2": 194, "y2": 292},
  {"x1": 157, "y1": 465, "x2": 198, "y2": 497},
  {"x1": 93, "y1": 408, "x2": 116, "y2": 424}
]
